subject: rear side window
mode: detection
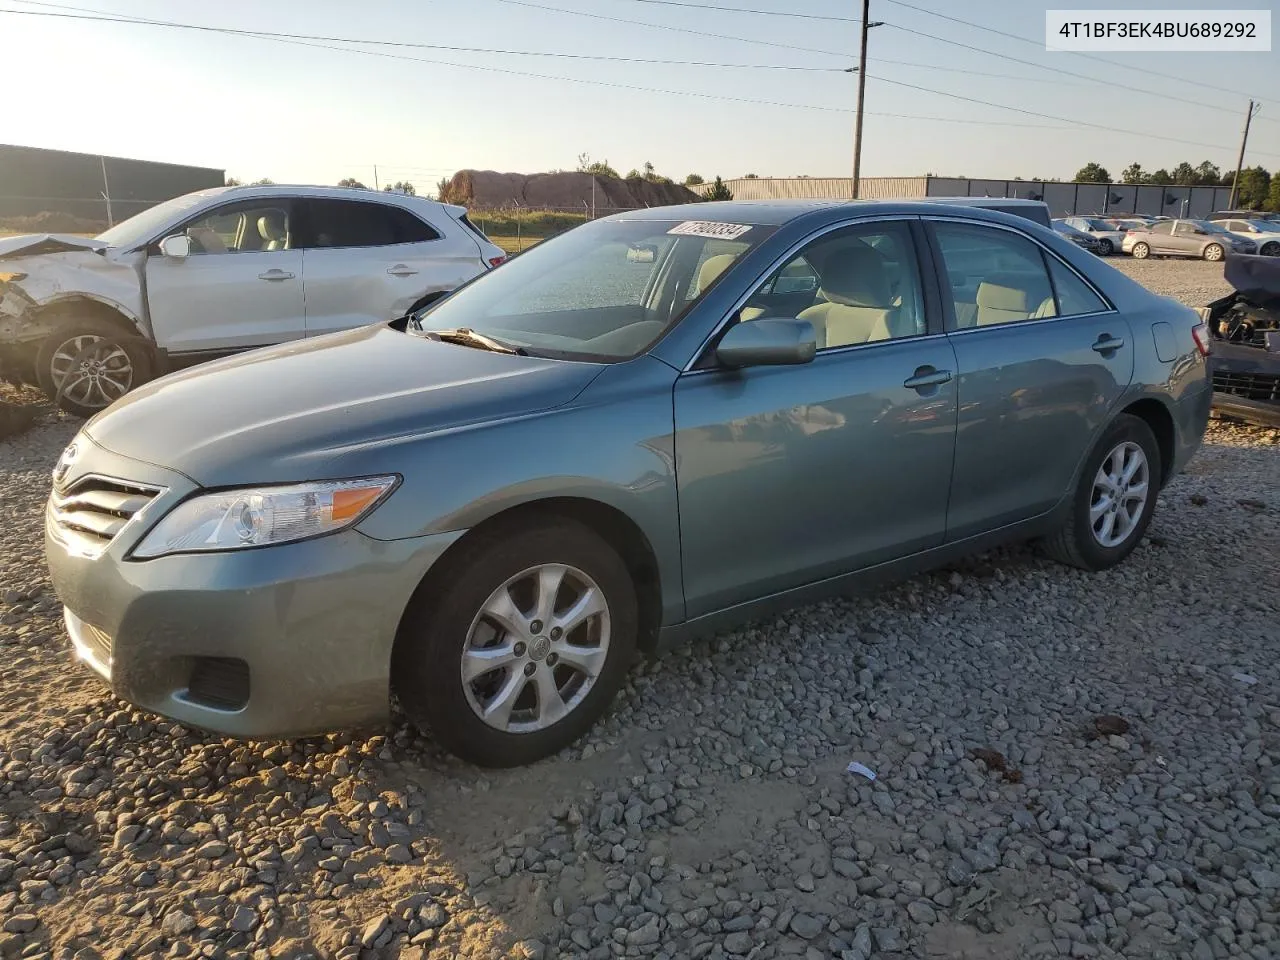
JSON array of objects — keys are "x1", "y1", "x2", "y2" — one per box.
[
  {"x1": 1045, "y1": 257, "x2": 1108, "y2": 317},
  {"x1": 1150, "y1": 222, "x2": 1174, "y2": 235},
  {"x1": 302, "y1": 199, "x2": 439, "y2": 248},
  {"x1": 932, "y1": 222, "x2": 1057, "y2": 329},
  {"x1": 458, "y1": 213, "x2": 490, "y2": 241}
]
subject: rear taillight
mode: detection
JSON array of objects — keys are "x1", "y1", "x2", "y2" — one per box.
[
  {"x1": 488, "y1": 256, "x2": 507, "y2": 268},
  {"x1": 1191, "y1": 322, "x2": 1211, "y2": 357}
]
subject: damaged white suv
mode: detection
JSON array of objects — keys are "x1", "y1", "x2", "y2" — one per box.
[{"x1": 0, "y1": 184, "x2": 508, "y2": 417}]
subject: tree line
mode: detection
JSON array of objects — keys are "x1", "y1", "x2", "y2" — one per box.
[{"x1": 1071, "y1": 161, "x2": 1278, "y2": 210}]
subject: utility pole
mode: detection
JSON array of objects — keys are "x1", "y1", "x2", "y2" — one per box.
[
  {"x1": 1227, "y1": 100, "x2": 1260, "y2": 209},
  {"x1": 373, "y1": 165, "x2": 380, "y2": 190},
  {"x1": 99, "y1": 156, "x2": 114, "y2": 227},
  {"x1": 851, "y1": 1, "x2": 883, "y2": 200}
]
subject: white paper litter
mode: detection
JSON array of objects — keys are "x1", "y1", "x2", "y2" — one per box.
[
  {"x1": 845, "y1": 761, "x2": 877, "y2": 780},
  {"x1": 1232, "y1": 672, "x2": 1259, "y2": 686}
]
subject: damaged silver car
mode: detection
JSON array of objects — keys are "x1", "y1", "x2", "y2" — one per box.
[{"x1": 0, "y1": 185, "x2": 507, "y2": 417}]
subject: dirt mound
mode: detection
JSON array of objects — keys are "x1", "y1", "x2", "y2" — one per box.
[
  {"x1": 442, "y1": 170, "x2": 701, "y2": 211},
  {"x1": 0, "y1": 211, "x2": 107, "y2": 234}
]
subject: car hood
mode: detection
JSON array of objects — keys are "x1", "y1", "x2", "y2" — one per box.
[
  {"x1": 84, "y1": 323, "x2": 606, "y2": 486},
  {"x1": 0, "y1": 233, "x2": 110, "y2": 260}
]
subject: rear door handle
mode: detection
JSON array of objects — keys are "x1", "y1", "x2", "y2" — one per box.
[
  {"x1": 258, "y1": 269, "x2": 295, "y2": 281},
  {"x1": 1092, "y1": 335, "x2": 1125, "y2": 353},
  {"x1": 903, "y1": 367, "x2": 953, "y2": 390},
  {"x1": 387, "y1": 264, "x2": 418, "y2": 277}
]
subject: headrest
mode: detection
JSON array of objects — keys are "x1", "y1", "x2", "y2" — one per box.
[
  {"x1": 817, "y1": 243, "x2": 891, "y2": 308},
  {"x1": 697, "y1": 254, "x2": 738, "y2": 295},
  {"x1": 258, "y1": 214, "x2": 286, "y2": 242},
  {"x1": 976, "y1": 277, "x2": 1030, "y2": 312}
]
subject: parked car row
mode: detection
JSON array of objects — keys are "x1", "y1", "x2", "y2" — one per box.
[{"x1": 1051, "y1": 209, "x2": 1280, "y2": 261}]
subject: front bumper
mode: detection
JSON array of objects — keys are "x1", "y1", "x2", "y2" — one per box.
[
  {"x1": 1209, "y1": 341, "x2": 1280, "y2": 427},
  {"x1": 44, "y1": 436, "x2": 462, "y2": 739}
]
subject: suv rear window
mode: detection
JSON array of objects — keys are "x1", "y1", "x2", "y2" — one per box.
[
  {"x1": 302, "y1": 199, "x2": 440, "y2": 248},
  {"x1": 458, "y1": 213, "x2": 491, "y2": 241}
]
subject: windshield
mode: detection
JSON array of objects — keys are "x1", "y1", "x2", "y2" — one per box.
[
  {"x1": 95, "y1": 189, "x2": 228, "y2": 248},
  {"x1": 1194, "y1": 220, "x2": 1233, "y2": 235},
  {"x1": 411, "y1": 216, "x2": 777, "y2": 361}
]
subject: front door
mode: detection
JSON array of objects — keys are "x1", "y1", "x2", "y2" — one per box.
[
  {"x1": 926, "y1": 219, "x2": 1135, "y2": 540},
  {"x1": 674, "y1": 219, "x2": 960, "y2": 618},
  {"x1": 144, "y1": 198, "x2": 305, "y2": 355}
]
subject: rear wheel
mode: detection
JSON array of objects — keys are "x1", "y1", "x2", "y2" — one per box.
[
  {"x1": 1131, "y1": 242, "x2": 1150, "y2": 260},
  {"x1": 35, "y1": 315, "x2": 154, "y2": 418},
  {"x1": 392, "y1": 517, "x2": 637, "y2": 767},
  {"x1": 1097, "y1": 238, "x2": 1113, "y2": 255},
  {"x1": 1039, "y1": 414, "x2": 1161, "y2": 572},
  {"x1": 1203, "y1": 243, "x2": 1224, "y2": 262},
  {"x1": 1260, "y1": 241, "x2": 1280, "y2": 257}
]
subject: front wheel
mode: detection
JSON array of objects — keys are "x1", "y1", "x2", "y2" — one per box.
[
  {"x1": 392, "y1": 517, "x2": 637, "y2": 767},
  {"x1": 1260, "y1": 241, "x2": 1280, "y2": 257},
  {"x1": 1203, "y1": 243, "x2": 1224, "y2": 262},
  {"x1": 1039, "y1": 414, "x2": 1162, "y2": 572},
  {"x1": 1131, "y1": 242, "x2": 1150, "y2": 259},
  {"x1": 35, "y1": 316, "x2": 154, "y2": 418}
]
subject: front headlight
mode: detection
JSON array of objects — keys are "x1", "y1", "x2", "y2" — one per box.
[{"x1": 131, "y1": 476, "x2": 398, "y2": 559}]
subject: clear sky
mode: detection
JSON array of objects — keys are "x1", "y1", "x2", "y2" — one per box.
[{"x1": 3, "y1": 0, "x2": 1279, "y2": 193}]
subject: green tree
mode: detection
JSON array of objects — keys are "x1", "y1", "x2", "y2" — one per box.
[
  {"x1": 703, "y1": 176, "x2": 733, "y2": 201},
  {"x1": 684, "y1": 173, "x2": 704, "y2": 186},
  {"x1": 224, "y1": 176, "x2": 243, "y2": 186},
  {"x1": 384, "y1": 181, "x2": 416, "y2": 195},
  {"x1": 1120, "y1": 162, "x2": 1147, "y2": 184},
  {"x1": 743, "y1": 173, "x2": 760, "y2": 179},
  {"x1": 577, "y1": 153, "x2": 620, "y2": 178},
  {"x1": 1227, "y1": 166, "x2": 1271, "y2": 208},
  {"x1": 1266, "y1": 175, "x2": 1280, "y2": 212},
  {"x1": 1073, "y1": 163, "x2": 1111, "y2": 183},
  {"x1": 1148, "y1": 168, "x2": 1173, "y2": 185},
  {"x1": 337, "y1": 177, "x2": 367, "y2": 189},
  {"x1": 1171, "y1": 162, "x2": 1198, "y2": 185},
  {"x1": 1193, "y1": 160, "x2": 1221, "y2": 185}
]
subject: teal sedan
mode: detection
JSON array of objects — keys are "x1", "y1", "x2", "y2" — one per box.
[{"x1": 44, "y1": 200, "x2": 1213, "y2": 767}]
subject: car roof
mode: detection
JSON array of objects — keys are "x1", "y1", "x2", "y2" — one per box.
[
  {"x1": 211, "y1": 183, "x2": 462, "y2": 215},
  {"x1": 610, "y1": 198, "x2": 1053, "y2": 230}
]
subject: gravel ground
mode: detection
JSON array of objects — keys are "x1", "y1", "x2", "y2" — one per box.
[{"x1": 1, "y1": 260, "x2": 1278, "y2": 960}]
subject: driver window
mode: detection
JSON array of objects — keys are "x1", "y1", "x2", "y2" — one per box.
[
  {"x1": 743, "y1": 221, "x2": 926, "y2": 349},
  {"x1": 179, "y1": 202, "x2": 292, "y2": 255}
]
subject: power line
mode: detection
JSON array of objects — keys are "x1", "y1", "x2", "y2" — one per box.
[
  {"x1": 489, "y1": 0, "x2": 849, "y2": 58},
  {"x1": 0, "y1": 5, "x2": 852, "y2": 70},
  {"x1": 623, "y1": 0, "x2": 856, "y2": 21},
  {"x1": 880, "y1": 0, "x2": 1271, "y2": 108},
  {"x1": 7, "y1": 0, "x2": 1273, "y2": 161}
]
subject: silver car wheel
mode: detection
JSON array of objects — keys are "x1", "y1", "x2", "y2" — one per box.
[
  {"x1": 1203, "y1": 243, "x2": 1224, "y2": 262},
  {"x1": 461, "y1": 562, "x2": 611, "y2": 734},
  {"x1": 1090, "y1": 441, "x2": 1149, "y2": 549},
  {"x1": 49, "y1": 335, "x2": 134, "y2": 409}
]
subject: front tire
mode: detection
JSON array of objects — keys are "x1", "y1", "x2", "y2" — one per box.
[
  {"x1": 35, "y1": 316, "x2": 154, "y2": 418},
  {"x1": 1203, "y1": 243, "x2": 1224, "y2": 262},
  {"x1": 1131, "y1": 242, "x2": 1150, "y2": 260},
  {"x1": 1039, "y1": 414, "x2": 1161, "y2": 572},
  {"x1": 1260, "y1": 241, "x2": 1280, "y2": 257},
  {"x1": 392, "y1": 517, "x2": 638, "y2": 767}
]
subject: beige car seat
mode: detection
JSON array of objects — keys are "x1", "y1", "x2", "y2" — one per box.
[
  {"x1": 257, "y1": 213, "x2": 289, "y2": 251},
  {"x1": 797, "y1": 244, "x2": 896, "y2": 348}
]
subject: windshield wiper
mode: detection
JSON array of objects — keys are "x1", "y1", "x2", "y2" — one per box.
[{"x1": 420, "y1": 326, "x2": 526, "y2": 355}]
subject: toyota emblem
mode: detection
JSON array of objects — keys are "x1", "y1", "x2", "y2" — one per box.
[{"x1": 53, "y1": 442, "x2": 78, "y2": 488}]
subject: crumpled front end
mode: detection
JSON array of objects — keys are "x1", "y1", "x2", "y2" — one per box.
[
  {"x1": 0, "y1": 271, "x2": 42, "y2": 385},
  {"x1": 1198, "y1": 256, "x2": 1280, "y2": 426}
]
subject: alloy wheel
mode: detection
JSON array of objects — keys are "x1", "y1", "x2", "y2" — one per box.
[
  {"x1": 1204, "y1": 244, "x2": 1224, "y2": 262},
  {"x1": 461, "y1": 563, "x2": 611, "y2": 734},
  {"x1": 1090, "y1": 441, "x2": 1149, "y2": 549},
  {"x1": 49, "y1": 335, "x2": 134, "y2": 409}
]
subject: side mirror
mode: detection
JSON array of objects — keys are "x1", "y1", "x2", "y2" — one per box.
[
  {"x1": 715, "y1": 317, "x2": 816, "y2": 369},
  {"x1": 158, "y1": 234, "x2": 193, "y2": 259}
]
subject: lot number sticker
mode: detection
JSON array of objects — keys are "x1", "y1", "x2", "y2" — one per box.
[{"x1": 668, "y1": 221, "x2": 753, "y2": 240}]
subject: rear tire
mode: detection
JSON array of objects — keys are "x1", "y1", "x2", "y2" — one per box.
[
  {"x1": 392, "y1": 517, "x2": 638, "y2": 767},
  {"x1": 35, "y1": 314, "x2": 154, "y2": 419},
  {"x1": 1260, "y1": 241, "x2": 1280, "y2": 257},
  {"x1": 1098, "y1": 238, "x2": 1113, "y2": 255},
  {"x1": 1131, "y1": 242, "x2": 1150, "y2": 260},
  {"x1": 1039, "y1": 414, "x2": 1162, "y2": 572}
]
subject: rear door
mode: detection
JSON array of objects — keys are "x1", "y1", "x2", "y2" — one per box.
[
  {"x1": 297, "y1": 198, "x2": 482, "y2": 337},
  {"x1": 927, "y1": 218, "x2": 1134, "y2": 539},
  {"x1": 143, "y1": 197, "x2": 305, "y2": 354},
  {"x1": 1145, "y1": 220, "x2": 1176, "y2": 254}
]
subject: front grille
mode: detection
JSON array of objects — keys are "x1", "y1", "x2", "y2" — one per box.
[
  {"x1": 1213, "y1": 371, "x2": 1280, "y2": 403},
  {"x1": 49, "y1": 476, "x2": 159, "y2": 550}
]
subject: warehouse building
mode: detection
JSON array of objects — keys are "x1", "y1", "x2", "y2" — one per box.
[
  {"x1": 0, "y1": 144, "x2": 224, "y2": 227},
  {"x1": 697, "y1": 175, "x2": 1236, "y2": 219}
]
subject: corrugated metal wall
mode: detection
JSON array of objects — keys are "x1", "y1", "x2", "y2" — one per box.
[
  {"x1": 0, "y1": 144, "x2": 224, "y2": 224},
  {"x1": 695, "y1": 175, "x2": 1238, "y2": 217}
]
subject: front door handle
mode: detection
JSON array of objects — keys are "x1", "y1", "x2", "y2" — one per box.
[
  {"x1": 387, "y1": 264, "x2": 418, "y2": 277},
  {"x1": 1092, "y1": 335, "x2": 1125, "y2": 353},
  {"x1": 258, "y1": 269, "x2": 295, "y2": 281},
  {"x1": 903, "y1": 366, "x2": 953, "y2": 390}
]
